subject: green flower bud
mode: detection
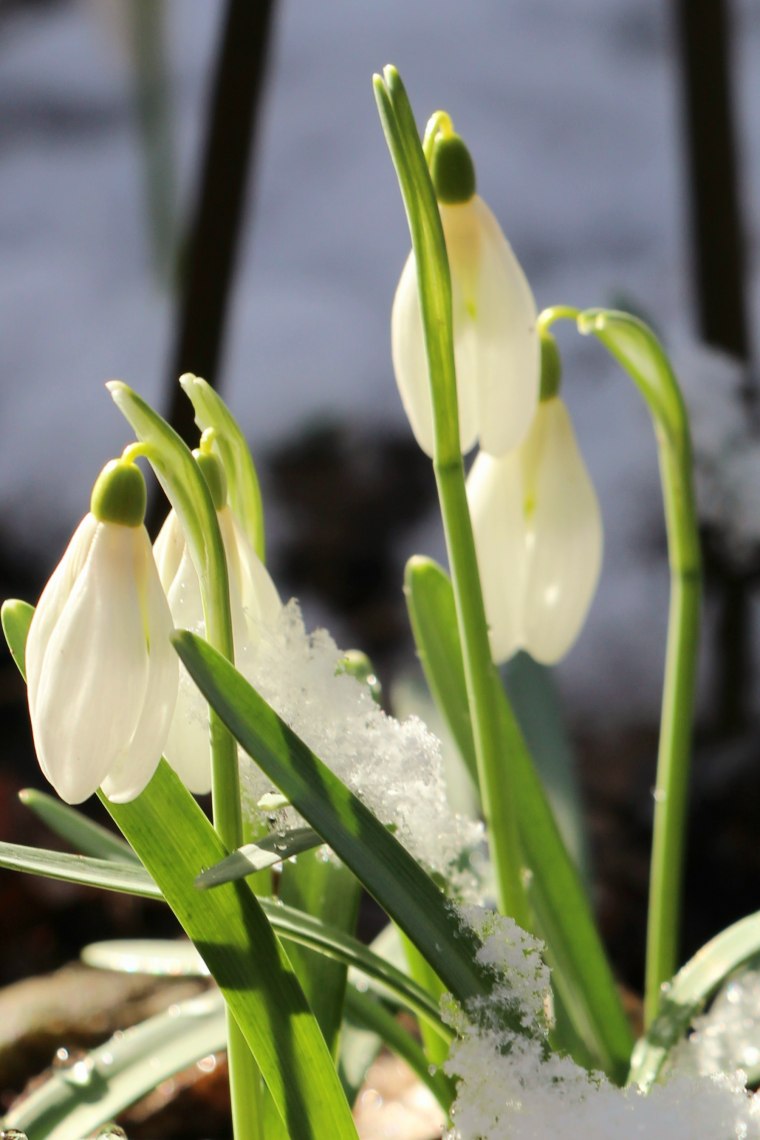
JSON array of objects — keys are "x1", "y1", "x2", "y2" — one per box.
[
  {"x1": 90, "y1": 460, "x2": 146, "y2": 527},
  {"x1": 431, "y1": 134, "x2": 476, "y2": 204},
  {"x1": 192, "y1": 448, "x2": 227, "y2": 510},
  {"x1": 539, "y1": 328, "x2": 562, "y2": 401}
]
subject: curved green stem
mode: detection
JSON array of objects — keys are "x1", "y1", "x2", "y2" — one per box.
[
  {"x1": 545, "y1": 311, "x2": 702, "y2": 1026},
  {"x1": 374, "y1": 67, "x2": 529, "y2": 926}
]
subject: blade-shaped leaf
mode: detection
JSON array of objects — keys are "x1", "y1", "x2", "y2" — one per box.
[
  {"x1": 0, "y1": 839, "x2": 446, "y2": 1034},
  {"x1": 404, "y1": 557, "x2": 633, "y2": 1082},
  {"x1": 0, "y1": 840, "x2": 163, "y2": 898},
  {"x1": 19, "y1": 788, "x2": 139, "y2": 864},
  {"x1": 172, "y1": 630, "x2": 524, "y2": 1027},
  {"x1": 103, "y1": 762, "x2": 358, "y2": 1140},
  {"x1": 629, "y1": 912, "x2": 760, "y2": 1091},
  {"x1": 343, "y1": 986, "x2": 454, "y2": 1113},
  {"x1": 196, "y1": 827, "x2": 323, "y2": 887},
  {"x1": 2, "y1": 991, "x2": 226, "y2": 1140},
  {"x1": 279, "y1": 850, "x2": 361, "y2": 1058}
]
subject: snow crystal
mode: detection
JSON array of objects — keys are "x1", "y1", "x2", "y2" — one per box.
[
  {"x1": 235, "y1": 600, "x2": 484, "y2": 892},
  {"x1": 672, "y1": 966, "x2": 760, "y2": 1081},
  {"x1": 443, "y1": 906, "x2": 760, "y2": 1139}
]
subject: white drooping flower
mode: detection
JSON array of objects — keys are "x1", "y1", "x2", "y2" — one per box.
[
  {"x1": 154, "y1": 499, "x2": 281, "y2": 794},
  {"x1": 391, "y1": 126, "x2": 540, "y2": 458},
  {"x1": 25, "y1": 460, "x2": 178, "y2": 805},
  {"x1": 467, "y1": 395, "x2": 602, "y2": 665}
]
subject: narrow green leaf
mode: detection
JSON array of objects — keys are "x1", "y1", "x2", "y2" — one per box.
[
  {"x1": 405, "y1": 556, "x2": 477, "y2": 790},
  {"x1": 629, "y1": 912, "x2": 760, "y2": 1091},
  {"x1": 196, "y1": 827, "x2": 323, "y2": 887},
  {"x1": 1, "y1": 597, "x2": 33, "y2": 678},
  {"x1": 404, "y1": 558, "x2": 633, "y2": 1081},
  {"x1": 18, "y1": 788, "x2": 139, "y2": 864},
  {"x1": 104, "y1": 762, "x2": 358, "y2": 1140},
  {"x1": 0, "y1": 840, "x2": 163, "y2": 898},
  {"x1": 2, "y1": 991, "x2": 226, "y2": 1140},
  {"x1": 0, "y1": 838, "x2": 446, "y2": 1034},
  {"x1": 279, "y1": 852, "x2": 361, "y2": 1058},
  {"x1": 502, "y1": 653, "x2": 589, "y2": 882},
  {"x1": 343, "y1": 985, "x2": 455, "y2": 1113},
  {"x1": 180, "y1": 373, "x2": 266, "y2": 559},
  {"x1": 172, "y1": 630, "x2": 515, "y2": 1021}
]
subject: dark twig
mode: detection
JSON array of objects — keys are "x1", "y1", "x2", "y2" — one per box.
[
  {"x1": 162, "y1": 0, "x2": 277, "y2": 450},
  {"x1": 675, "y1": 0, "x2": 753, "y2": 733}
]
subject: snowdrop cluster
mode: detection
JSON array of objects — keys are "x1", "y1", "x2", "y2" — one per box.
[
  {"x1": 25, "y1": 450, "x2": 280, "y2": 805},
  {"x1": 392, "y1": 120, "x2": 602, "y2": 664}
]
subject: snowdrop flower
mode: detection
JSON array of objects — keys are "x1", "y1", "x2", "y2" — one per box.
[
  {"x1": 391, "y1": 121, "x2": 539, "y2": 458},
  {"x1": 154, "y1": 449, "x2": 281, "y2": 794},
  {"x1": 467, "y1": 332, "x2": 602, "y2": 664},
  {"x1": 26, "y1": 459, "x2": 178, "y2": 805}
]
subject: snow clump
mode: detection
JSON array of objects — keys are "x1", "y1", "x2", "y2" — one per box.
[
  {"x1": 444, "y1": 906, "x2": 760, "y2": 1139},
  {"x1": 236, "y1": 599, "x2": 484, "y2": 892}
]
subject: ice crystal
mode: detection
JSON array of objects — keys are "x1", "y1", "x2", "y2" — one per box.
[
  {"x1": 444, "y1": 907, "x2": 760, "y2": 1139},
  {"x1": 235, "y1": 600, "x2": 483, "y2": 892}
]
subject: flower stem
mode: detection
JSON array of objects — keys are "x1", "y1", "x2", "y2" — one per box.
[
  {"x1": 644, "y1": 432, "x2": 701, "y2": 1025},
  {"x1": 435, "y1": 457, "x2": 531, "y2": 927},
  {"x1": 547, "y1": 311, "x2": 702, "y2": 1027}
]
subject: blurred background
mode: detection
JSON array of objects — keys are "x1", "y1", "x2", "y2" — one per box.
[{"x1": 2, "y1": 0, "x2": 760, "y2": 1127}]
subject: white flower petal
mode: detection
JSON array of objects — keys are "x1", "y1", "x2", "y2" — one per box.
[
  {"x1": 467, "y1": 399, "x2": 602, "y2": 665},
  {"x1": 26, "y1": 513, "x2": 99, "y2": 736},
  {"x1": 30, "y1": 523, "x2": 149, "y2": 803},
  {"x1": 391, "y1": 252, "x2": 438, "y2": 457},
  {"x1": 392, "y1": 196, "x2": 538, "y2": 459},
  {"x1": 456, "y1": 198, "x2": 539, "y2": 457},
  {"x1": 467, "y1": 450, "x2": 525, "y2": 664},
  {"x1": 101, "y1": 528, "x2": 178, "y2": 803},
  {"x1": 519, "y1": 399, "x2": 602, "y2": 664},
  {"x1": 219, "y1": 507, "x2": 281, "y2": 647},
  {"x1": 153, "y1": 509, "x2": 185, "y2": 593},
  {"x1": 161, "y1": 543, "x2": 213, "y2": 794}
]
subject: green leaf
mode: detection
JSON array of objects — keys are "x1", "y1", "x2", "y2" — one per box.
[
  {"x1": 196, "y1": 827, "x2": 323, "y2": 886},
  {"x1": 180, "y1": 373, "x2": 266, "y2": 560},
  {"x1": 404, "y1": 558, "x2": 633, "y2": 1082},
  {"x1": 2, "y1": 991, "x2": 226, "y2": 1140},
  {"x1": 172, "y1": 630, "x2": 522, "y2": 1024},
  {"x1": 0, "y1": 838, "x2": 447, "y2": 1034},
  {"x1": 0, "y1": 839, "x2": 164, "y2": 898},
  {"x1": 279, "y1": 851, "x2": 361, "y2": 1058},
  {"x1": 1, "y1": 597, "x2": 33, "y2": 679},
  {"x1": 629, "y1": 912, "x2": 760, "y2": 1091},
  {"x1": 404, "y1": 557, "x2": 477, "y2": 791},
  {"x1": 104, "y1": 762, "x2": 358, "y2": 1140},
  {"x1": 343, "y1": 986, "x2": 455, "y2": 1113},
  {"x1": 18, "y1": 788, "x2": 139, "y2": 864}
]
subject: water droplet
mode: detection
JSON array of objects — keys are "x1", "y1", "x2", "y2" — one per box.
[
  {"x1": 96, "y1": 1127, "x2": 127, "y2": 1140},
  {"x1": 66, "y1": 1057, "x2": 95, "y2": 1087},
  {"x1": 1, "y1": 1130, "x2": 30, "y2": 1140}
]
